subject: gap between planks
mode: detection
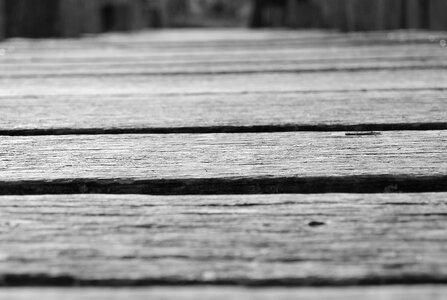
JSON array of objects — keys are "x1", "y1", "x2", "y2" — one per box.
[
  {"x1": 1, "y1": 176, "x2": 446, "y2": 195},
  {"x1": 1, "y1": 124, "x2": 447, "y2": 136}
]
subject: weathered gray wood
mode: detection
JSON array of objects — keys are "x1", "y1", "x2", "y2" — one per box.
[
  {"x1": 0, "y1": 89, "x2": 446, "y2": 133},
  {"x1": 1, "y1": 286, "x2": 447, "y2": 299},
  {"x1": 1, "y1": 28, "x2": 444, "y2": 62},
  {"x1": 0, "y1": 194, "x2": 446, "y2": 285},
  {"x1": 2, "y1": 39, "x2": 444, "y2": 62},
  {"x1": 2, "y1": 42, "x2": 446, "y2": 61},
  {"x1": 1, "y1": 69, "x2": 447, "y2": 97},
  {"x1": 0, "y1": 131, "x2": 445, "y2": 194},
  {"x1": 2, "y1": 29, "x2": 442, "y2": 50},
  {"x1": 2, "y1": 55, "x2": 447, "y2": 78}
]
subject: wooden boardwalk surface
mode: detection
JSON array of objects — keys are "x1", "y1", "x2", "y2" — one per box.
[{"x1": 0, "y1": 29, "x2": 446, "y2": 298}]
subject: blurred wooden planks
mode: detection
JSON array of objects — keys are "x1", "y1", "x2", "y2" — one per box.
[
  {"x1": 1, "y1": 30, "x2": 446, "y2": 97},
  {"x1": 2, "y1": 55, "x2": 447, "y2": 77},
  {"x1": 2, "y1": 29, "x2": 445, "y2": 57},
  {"x1": 0, "y1": 90, "x2": 446, "y2": 133},
  {"x1": 2, "y1": 69, "x2": 447, "y2": 98},
  {"x1": 1, "y1": 194, "x2": 447, "y2": 284}
]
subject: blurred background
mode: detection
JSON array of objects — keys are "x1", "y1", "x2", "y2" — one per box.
[{"x1": 0, "y1": 0, "x2": 446, "y2": 39}]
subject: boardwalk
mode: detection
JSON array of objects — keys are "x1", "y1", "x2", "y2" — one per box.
[{"x1": 0, "y1": 29, "x2": 447, "y2": 298}]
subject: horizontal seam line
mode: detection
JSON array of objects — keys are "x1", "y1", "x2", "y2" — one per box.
[
  {"x1": 0, "y1": 175, "x2": 446, "y2": 195},
  {"x1": 0, "y1": 123, "x2": 446, "y2": 136}
]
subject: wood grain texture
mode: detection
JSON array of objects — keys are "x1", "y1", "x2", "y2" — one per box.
[
  {"x1": 1, "y1": 286, "x2": 447, "y2": 300},
  {"x1": 1, "y1": 42, "x2": 445, "y2": 64},
  {"x1": 1, "y1": 29, "x2": 445, "y2": 63},
  {"x1": 0, "y1": 131, "x2": 445, "y2": 194},
  {"x1": 3, "y1": 56, "x2": 447, "y2": 78},
  {"x1": 2, "y1": 29, "x2": 444, "y2": 50},
  {"x1": 1, "y1": 69, "x2": 447, "y2": 97},
  {"x1": 0, "y1": 89, "x2": 446, "y2": 133},
  {"x1": 0, "y1": 193, "x2": 446, "y2": 285}
]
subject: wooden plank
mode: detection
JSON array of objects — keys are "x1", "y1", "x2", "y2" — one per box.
[
  {"x1": 1, "y1": 69, "x2": 447, "y2": 97},
  {"x1": 1, "y1": 286, "x2": 447, "y2": 299},
  {"x1": 0, "y1": 194, "x2": 447, "y2": 285},
  {"x1": 2, "y1": 44, "x2": 445, "y2": 66},
  {"x1": 2, "y1": 54, "x2": 447, "y2": 77},
  {"x1": 0, "y1": 89, "x2": 446, "y2": 133},
  {"x1": 1, "y1": 30, "x2": 444, "y2": 55},
  {"x1": 0, "y1": 131, "x2": 445, "y2": 194}
]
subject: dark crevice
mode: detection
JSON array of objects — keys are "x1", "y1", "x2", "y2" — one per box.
[
  {"x1": 0, "y1": 123, "x2": 446, "y2": 136},
  {"x1": 0, "y1": 175, "x2": 445, "y2": 196},
  {"x1": 2, "y1": 273, "x2": 447, "y2": 287}
]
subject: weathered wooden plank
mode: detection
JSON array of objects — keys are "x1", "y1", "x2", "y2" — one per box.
[
  {"x1": 1, "y1": 286, "x2": 447, "y2": 299},
  {"x1": 86, "y1": 29, "x2": 444, "y2": 44},
  {"x1": 1, "y1": 69, "x2": 447, "y2": 97},
  {"x1": 0, "y1": 194, "x2": 447, "y2": 285},
  {"x1": 2, "y1": 44, "x2": 445, "y2": 67},
  {"x1": 1, "y1": 29, "x2": 444, "y2": 56},
  {"x1": 2, "y1": 55, "x2": 447, "y2": 78},
  {"x1": 0, "y1": 90, "x2": 446, "y2": 133},
  {"x1": 0, "y1": 131, "x2": 445, "y2": 194}
]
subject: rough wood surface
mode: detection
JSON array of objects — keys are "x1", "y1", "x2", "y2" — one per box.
[
  {"x1": 1, "y1": 286, "x2": 447, "y2": 300},
  {"x1": 0, "y1": 194, "x2": 446, "y2": 285},
  {"x1": 0, "y1": 89, "x2": 446, "y2": 133},
  {"x1": 0, "y1": 131, "x2": 445, "y2": 194},
  {"x1": 1, "y1": 29, "x2": 446, "y2": 293}
]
